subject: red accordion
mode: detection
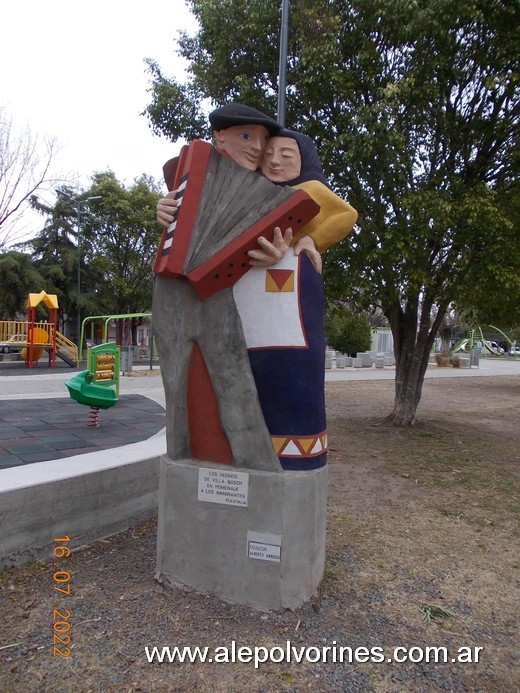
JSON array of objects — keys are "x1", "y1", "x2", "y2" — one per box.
[{"x1": 153, "y1": 140, "x2": 320, "y2": 300}]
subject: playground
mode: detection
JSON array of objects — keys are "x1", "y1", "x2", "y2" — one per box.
[
  {"x1": 0, "y1": 394, "x2": 165, "y2": 467},
  {"x1": 0, "y1": 292, "x2": 154, "y2": 373},
  {"x1": 0, "y1": 292, "x2": 78, "y2": 368}
]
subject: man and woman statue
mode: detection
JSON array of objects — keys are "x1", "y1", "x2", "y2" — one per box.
[{"x1": 153, "y1": 103, "x2": 357, "y2": 472}]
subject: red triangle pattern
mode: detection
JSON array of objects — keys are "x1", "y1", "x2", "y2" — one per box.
[{"x1": 266, "y1": 269, "x2": 294, "y2": 291}]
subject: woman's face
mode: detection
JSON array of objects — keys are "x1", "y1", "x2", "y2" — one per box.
[{"x1": 261, "y1": 136, "x2": 302, "y2": 182}]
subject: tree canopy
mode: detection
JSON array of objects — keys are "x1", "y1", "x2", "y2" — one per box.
[
  {"x1": 0, "y1": 251, "x2": 46, "y2": 318},
  {"x1": 144, "y1": 0, "x2": 519, "y2": 424},
  {"x1": 325, "y1": 305, "x2": 372, "y2": 357},
  {"x1": 0, "y1": 174, "x2": 163, "y2": 337},
  {"x1": 82, "y1": 172, "x2": 164, "y2": 316}
]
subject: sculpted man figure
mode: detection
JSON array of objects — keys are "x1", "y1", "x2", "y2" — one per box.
[{"x1": 153, "y1": 104, "x2": 288, "y2": 472}]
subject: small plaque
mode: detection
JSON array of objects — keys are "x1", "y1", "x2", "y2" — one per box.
[
  {"x1": 198, "y1": 468, "x2": 249, "y2": 507},
  {"x1": 247, "y1": 531, "x2": 282, "y2": 563}
]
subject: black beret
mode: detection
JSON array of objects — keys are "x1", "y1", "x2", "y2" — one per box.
[{"x1": 209, "y1": 103, "x2": 280, "y2": 135}]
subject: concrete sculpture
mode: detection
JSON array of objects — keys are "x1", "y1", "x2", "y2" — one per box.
[{"x1": 153, "y1": 105, "x2": 356, "y2": 609}]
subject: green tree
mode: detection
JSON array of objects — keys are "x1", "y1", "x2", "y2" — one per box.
[
  {"x1": 0, "y1": 250, "x2": 46, "y2": 318},
  {"x1": 28, "y1": 175, "x2": 163, "y2": 340},
  {"x1": 144, "y1": 0, "x2": 519, "y2": 424},
  {"x1": 325, "y1": 305, "x2": 372, "y2": 356},
  {"x1": 30, "y1": 186, "x2": 93, "y2": 337},
  {"x1": 82, "y1": 172, "x2": 163, "y2": 317},
  {"x1": 454, "y1": 181, "x2": 520, "y2": 329}
]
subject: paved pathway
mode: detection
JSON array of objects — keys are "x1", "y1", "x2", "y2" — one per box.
[
  {"x1": 0, "y1": 358, "x2": 518, "y2": 471},
  {"x1": 324, "y1": 356, "x2": 520, "y2": 381}
]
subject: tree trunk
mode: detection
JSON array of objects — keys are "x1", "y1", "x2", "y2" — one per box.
[
  {"x1": 385, "y1": 297, "x2": 446, "y2": 426},
  {"x1": 391, "y1": 351, "x2": 428, "y2": 425},
  {"x1": 438, "y1": 313, "x2": 454, "y2": 354}
]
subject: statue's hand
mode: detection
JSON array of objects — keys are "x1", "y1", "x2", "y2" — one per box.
[
  {"x1": 247, "y1": 227, "x2": 293, "y2": 267},
  {"x1": 157, "y1": 191, "x2": 179, "y2": 226},
  {"x1": 293, "y1": 235, "x2": 322, "y2": 273}
]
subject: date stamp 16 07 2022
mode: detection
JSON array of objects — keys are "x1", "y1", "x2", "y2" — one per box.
[{"x1": 52, "y1": 536, "x2": 72, "y2": 657}]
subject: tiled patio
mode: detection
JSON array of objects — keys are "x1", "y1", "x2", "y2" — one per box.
[{"x1": 0, "y1": 395, "x2": 165, "y2": 468}]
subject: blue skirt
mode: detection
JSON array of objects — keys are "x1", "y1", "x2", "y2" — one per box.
[{"x1": 236, "y1": 253, "x2": 327, "y2": 470}]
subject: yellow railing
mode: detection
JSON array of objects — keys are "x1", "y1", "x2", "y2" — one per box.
[
  {"x1": 0, "y1": 320, "x2": 53, "y2": 345},
  {"x1": 55, "y1": 331, "x2": 79, "y2": 366},
  {"x1": 0, "y1": 320, "x2": 31, "y2": 342},
  {"x1": 0, "y1": 320, "x2": 78, "y2": 365}
]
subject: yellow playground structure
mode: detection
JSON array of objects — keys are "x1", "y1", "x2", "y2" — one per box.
[{"x1": 0, "y1": 291, "x2": 78, "y2": 368}]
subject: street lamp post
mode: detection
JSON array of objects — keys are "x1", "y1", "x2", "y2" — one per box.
[
  {"x1": 76, "y1": 196, "x2": 102, "y2": 352},
  {"x1": 277, "y1": 0, "x2": 290, "y2": 126}
]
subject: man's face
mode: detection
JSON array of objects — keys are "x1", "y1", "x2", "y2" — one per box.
[
  {"x1": 214, "y1": 124, "x2": 270, "y2": 170},
  {"x1": 261, "y1": 137, "x2": 302, "y2": 182}
]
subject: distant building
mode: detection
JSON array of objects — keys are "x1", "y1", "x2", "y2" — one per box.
[{"x1": 371, "y1": 328, "x2": 393, "y2": 354}]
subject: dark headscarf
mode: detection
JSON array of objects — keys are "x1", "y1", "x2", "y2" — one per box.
[{"x1": 271, "y1": 128, "x2": 329, "y2": 187}]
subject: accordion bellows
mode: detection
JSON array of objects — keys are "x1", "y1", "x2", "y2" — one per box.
[{"x1": 153, "y1": 140, "x2": 320, "y2": 300}]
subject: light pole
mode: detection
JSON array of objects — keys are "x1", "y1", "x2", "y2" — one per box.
[
  {"x1": 76, "y1": 196, "x2": 102, "y2": 350},
  {"x1": 277, "y1": 0, "x2": 290, "y2": 126}
]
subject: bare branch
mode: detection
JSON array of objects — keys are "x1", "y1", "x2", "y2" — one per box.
[{"x1": 0, "y1": 106, "x2": 61, "y2": 249}]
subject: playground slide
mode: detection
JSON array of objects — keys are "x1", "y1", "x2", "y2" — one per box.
[
  {"x1": 21, "y1": 327, "x2": 49, "y2": 363},
  {"x1": 21, "y1": 347, "x2": 44, "y2": 362}
]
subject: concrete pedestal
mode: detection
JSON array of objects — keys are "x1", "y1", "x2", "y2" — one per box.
[{"x1": 156, "y1": 457, "x2": 328, "y2": 611}]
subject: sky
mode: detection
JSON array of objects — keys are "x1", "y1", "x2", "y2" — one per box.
[{"x1": 1, "y1": 0, "x2": 199, "y2": 241}]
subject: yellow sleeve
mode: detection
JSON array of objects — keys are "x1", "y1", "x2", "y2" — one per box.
[{"x1": 291, "y1": 180, "x2": 358, "y2": 253}]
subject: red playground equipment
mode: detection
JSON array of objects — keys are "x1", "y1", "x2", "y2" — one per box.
[
  {"x1": 0, "y1": 292, "x2": 78, "y2": 368},
  {"x1": 25, "y1": 291, "x2": 58, "y2": 367}
]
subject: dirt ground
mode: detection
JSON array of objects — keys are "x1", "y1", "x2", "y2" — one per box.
[{"x1": 1, "y1": 374, "x2": 519, "y2": 692}]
